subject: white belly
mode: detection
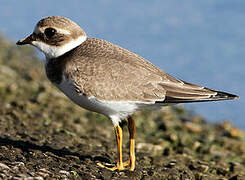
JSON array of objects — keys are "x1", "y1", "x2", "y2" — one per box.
[{"x1": 54, "y1": 80, "x2": 144, "y2": 120}]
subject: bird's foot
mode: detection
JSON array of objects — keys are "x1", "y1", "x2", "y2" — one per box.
[{"x1": 97, "y1": 160, "x2": 130, "y2": 171}]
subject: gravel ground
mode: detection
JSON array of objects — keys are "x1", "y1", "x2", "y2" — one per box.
[{"x1": 0, "y1": 36, "x2": 244, "y2": 179}]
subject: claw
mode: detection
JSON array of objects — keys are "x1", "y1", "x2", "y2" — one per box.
[
  {"x1": 97, "y1": 162, "x2": 124, "y2": 171},
  {"x1": 97, "y1": 160, "x2": 131, "y2": 171}
]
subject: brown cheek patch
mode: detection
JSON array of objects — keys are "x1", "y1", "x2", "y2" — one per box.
[
  {"x1": 40, "y1": 34, "x2": 67, "y2": 46},
  {"x1": 35, "y1": 33, "x2": 45, "y2": 43}
]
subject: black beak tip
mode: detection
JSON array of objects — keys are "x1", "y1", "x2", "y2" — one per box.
[
  {"x1": 16, "y1": 40, "x2": 22, "y2": 45},
  {"x1": 16, "y1": 34, "x2": 34, "y2": 45}
]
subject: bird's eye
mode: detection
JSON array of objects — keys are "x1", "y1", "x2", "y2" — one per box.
[{"x1": 44, "y1": 28, "x2": 56, "y2": 38}]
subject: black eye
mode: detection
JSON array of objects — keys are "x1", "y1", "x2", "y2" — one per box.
[{"x1": 44, "y1": 28, "x2": 56, "y2": 38}]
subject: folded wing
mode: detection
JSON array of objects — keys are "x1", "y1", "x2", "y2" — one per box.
[{"x1": 156, "y1": 80, "x2": 238, "y2": 104}]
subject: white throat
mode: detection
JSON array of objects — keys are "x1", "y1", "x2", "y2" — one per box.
[{"x1": 32, "y1": 35, "x2": 87, "y2": 59}]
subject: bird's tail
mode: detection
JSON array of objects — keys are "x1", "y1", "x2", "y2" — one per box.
[
  {"x1": 155, "y1": 80, "x2": 239, "y2": 104},
  {"x1": 160, "y1": 89, "x2": 238, "y2": 104}
]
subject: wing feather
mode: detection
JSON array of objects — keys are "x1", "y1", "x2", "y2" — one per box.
[{"x1": 60, "y1": 38, "x2": 238, "y2": 103}]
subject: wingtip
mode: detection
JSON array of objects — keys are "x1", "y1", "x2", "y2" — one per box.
[
  {"x1": 215, "y1": 91, "x2": 239, "y2": 100},
  {"x1": 231, "y1": 94, "x2": 239, "y2": 100}
]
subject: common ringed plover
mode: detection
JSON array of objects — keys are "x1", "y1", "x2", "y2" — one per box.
[{"x1": 17, "y1": 16, "x2": 238, "y2": 171}]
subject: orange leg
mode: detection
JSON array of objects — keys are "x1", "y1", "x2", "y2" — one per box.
[
  {"x1": 127, "y1": 116, "x2": 136, "y2": 171},
  {"x1": 115, "y1": 124, "x2": 124, "y2": 170},
  {"x1": 97, "y1": 125, "x2": 124, "y2": 171},
  {"x1": 97, "y1": 116, "x2": 136, "y2": 171}
]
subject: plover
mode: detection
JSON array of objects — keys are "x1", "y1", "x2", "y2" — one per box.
[{"x1": 17, "y1": 16, "x2": 238, "y2": 171}]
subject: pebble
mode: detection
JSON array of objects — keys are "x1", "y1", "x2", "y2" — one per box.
[
  {"x1": 33, "y1": 177, "x2": 44, "y2": 180},
  {"x1": 0, "y1": 173, "x2": 6, "y2": 178},
  {"x1": 137, "y1": 143, "x2": 163, "y2": 156},
  {"x1": 12, "y1": 162, "x2": 25, "y2": 166},
  {"x1": 59, "y1": 170, "x2": 70, "y2": 176},
  {"x1": 39, "y1": 168, "x2": 52, "y2": 174},
  {"x1": 185, "y1": 122, "x2": 201, "y2": 133},
  {"x1": 0, "y1": 163, "x2": 10, "y2": 170}
]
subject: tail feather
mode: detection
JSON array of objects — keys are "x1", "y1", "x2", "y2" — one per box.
[
  {"x1": 156, "y1": 89, "x2": 238, "y2": 104},
  {"x1": 155, "y1": 77, "x2": 238, "y2": 104}
]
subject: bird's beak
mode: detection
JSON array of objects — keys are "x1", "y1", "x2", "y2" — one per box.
[{"x1": 16, "y1": 33, "x2": 36, "y2": 45}]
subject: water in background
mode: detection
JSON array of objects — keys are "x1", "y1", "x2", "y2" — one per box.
[{"x1": 1, "y1": 1, "x2": 244, "y2": 128}]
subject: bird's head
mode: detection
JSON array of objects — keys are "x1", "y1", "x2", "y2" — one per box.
[{"x1": 16, "y1": 16, "x2": 87, "y2": 59}]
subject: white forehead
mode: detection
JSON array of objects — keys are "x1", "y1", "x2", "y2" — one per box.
[{"x1": 34, "y1": 25, "x2": 71, "y2": 35}]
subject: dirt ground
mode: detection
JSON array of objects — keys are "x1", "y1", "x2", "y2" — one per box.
[{"x1": 0, "y1": 36, "x2": 245, "y2": 179}]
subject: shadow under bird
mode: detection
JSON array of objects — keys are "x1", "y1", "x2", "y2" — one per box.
[{"x1": 16, "y1": 16, "x2": 238, "y2": 171}]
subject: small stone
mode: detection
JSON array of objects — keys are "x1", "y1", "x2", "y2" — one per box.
[
  {"x1": 70, "y1": 171, "x2": 78, "y2": 177},
  {"x1": 0, "y1": 173, "x2": 6, "y2": 178},
  {"x1": 39, "y1": 168, "x2": 51, "y2": 174},
  {"x1": 0, "y1": 163, "x2": 10, "y2": 170},
  {"x1": 59, "y1": 170, "x2": 70, "y2": 176},
  {"x1": 33, "y1": 177, "x2": 44, "y2": 180},
  {"x1": 12, "y1": 162, "x2": 25, "y2": 166},
  {"x1": 185, "y1": 122, "x2": 201, "y2": 133},
  {"x1": 37, "y1": 171, "x2": 50, "y2": 178},
  {"x1": 0, "y1": 65, "x2": 17, "y2": 77},
  {"x1": 165, "y1": 160, "x2": 177, "y2": 168},
  {"x1": 137, "y1": 143, "x2": 163, "y2": 156},
  {"x1": 192, "y1": 141, "x2": 201, "y2": 150}
]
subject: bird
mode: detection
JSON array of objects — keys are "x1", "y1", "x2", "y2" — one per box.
[{"x1": 16, "y1": 16, "x2": 238, "y2": 171}]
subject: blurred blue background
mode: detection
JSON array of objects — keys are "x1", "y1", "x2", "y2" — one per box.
[{"x1": 0, "y1": 1, "x2": 243, "y2": 128}]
